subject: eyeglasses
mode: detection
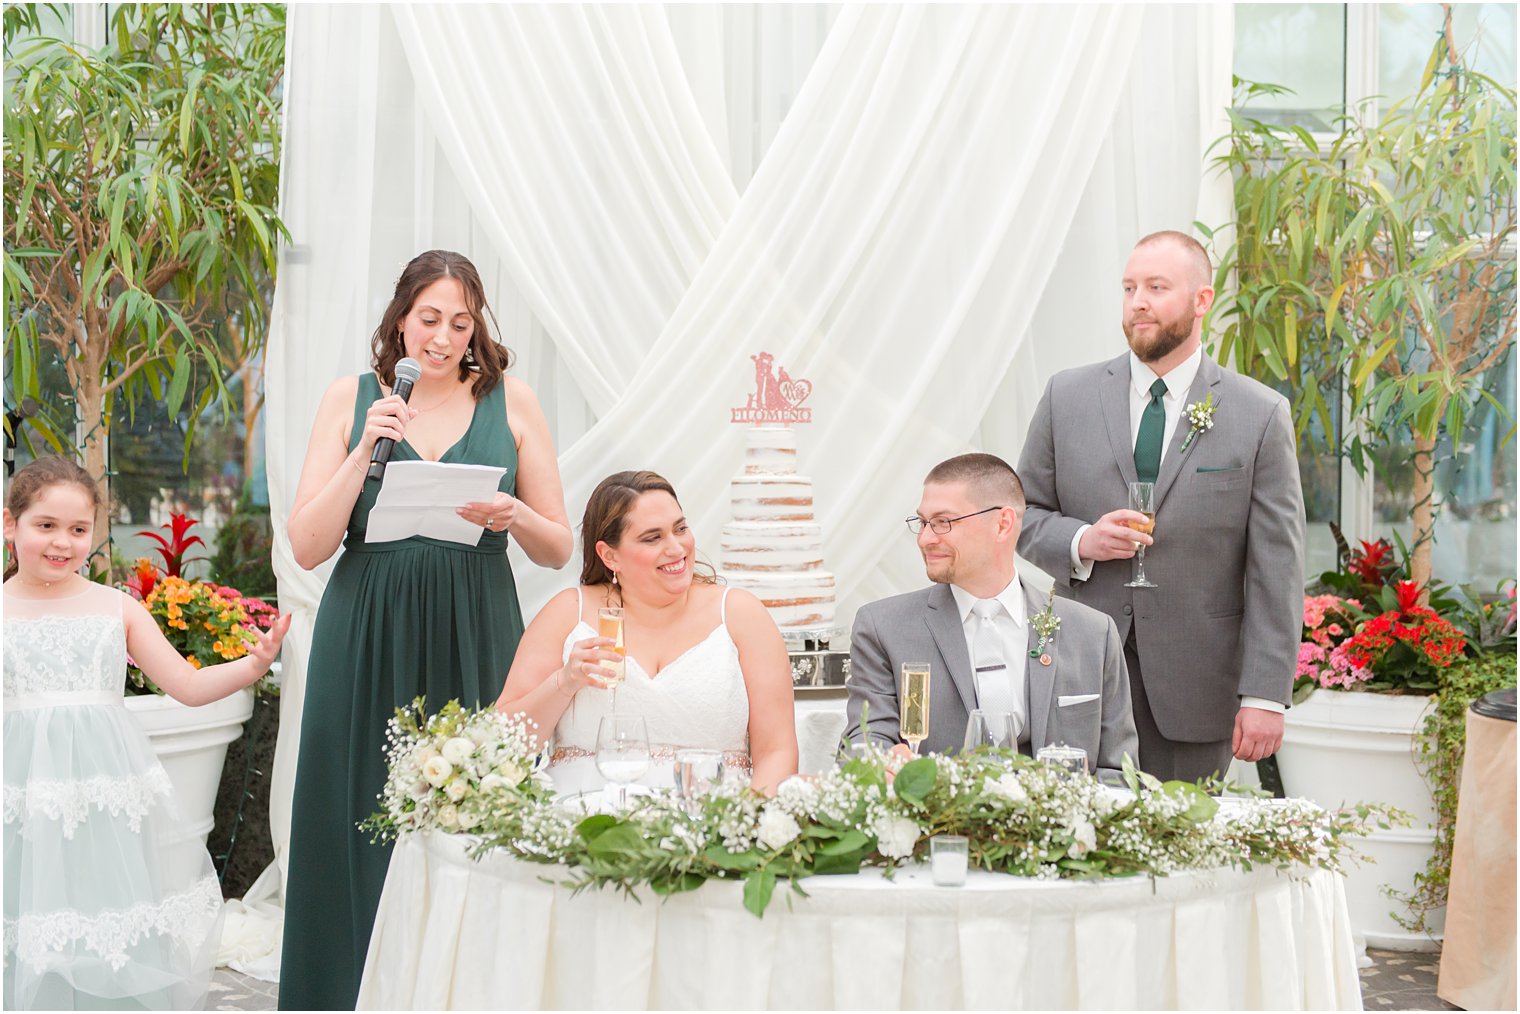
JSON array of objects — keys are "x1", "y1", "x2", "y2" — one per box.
[{"x1": 904, "y1": 506, "x2": 1006, "y2": 535}]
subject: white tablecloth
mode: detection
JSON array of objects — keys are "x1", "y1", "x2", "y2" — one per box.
[{"x1": 358, "y1": 831, "x2": 1363, "y2": 1010}]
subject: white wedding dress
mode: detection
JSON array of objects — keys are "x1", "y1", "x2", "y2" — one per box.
[
  {"x1": 546, "y1": 587, "x2": 751, "y2": 796},
  {"x1": 3, "y1": 583, "x2": 222, "y2": 1010}
]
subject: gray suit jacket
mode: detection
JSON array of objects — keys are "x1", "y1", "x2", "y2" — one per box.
[
  {"x1": 846, "y1": 581, "x2": 1139, "y2": 776},
  {"x1": 1016, "y1": 351, "x2": 1305, "y2": 742}
]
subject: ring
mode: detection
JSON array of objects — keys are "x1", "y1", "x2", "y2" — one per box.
[{"x1": 488, "y1": 519, "x2": 497, "y2": 529}]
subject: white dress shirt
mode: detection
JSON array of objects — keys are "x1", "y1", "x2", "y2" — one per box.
[
  {"x1": 949, "y1": 575, "x2": 1029, "y2": 737},
  {"x1": 1065, "y1": 347, "x2": 1282, "y2": 715}
]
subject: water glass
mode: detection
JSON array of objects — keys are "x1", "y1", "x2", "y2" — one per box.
[
  {"x1": 930, "y1": 834, "x2": 969, "y2": 886},
  {"x1": 595, "y1": 714, "x2": 650, "y2": 808},
  {"x1": 1036, "y1": 743, "x2": 1090, "y2": 777},
  {"x1": 674, "y1": 748, "x2": 725, "y2": 811},
  {"x1": 963, "y1": 709, "x2": 1018, "y2": 752}
]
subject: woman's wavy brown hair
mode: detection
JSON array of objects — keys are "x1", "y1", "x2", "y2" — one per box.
[
  {"x1": 4, "y1": 456, "x2": 101, "y2": 579},
  {"x1": 370, "y1": 250, "x2": 512, "y2": 399},
  {"x1": 579, "y1": 470, "x2": 718, "y2": 591}
]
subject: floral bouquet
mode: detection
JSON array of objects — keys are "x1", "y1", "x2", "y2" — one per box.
[
  {"x1": 368, "y1": 702, "x2": 1399, "y2": 917},
  {"x1": 360, "y1": 699, "x2": 555, "y2": 841}
]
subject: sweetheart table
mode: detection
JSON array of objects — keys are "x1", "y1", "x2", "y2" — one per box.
[{"x1": 356, "y1": 830, "x2": 1363, "y2": 1010}]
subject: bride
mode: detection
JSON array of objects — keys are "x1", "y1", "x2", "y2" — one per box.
[{"x1": 497, "y1": 470, "x2": 797, "y2": 794}]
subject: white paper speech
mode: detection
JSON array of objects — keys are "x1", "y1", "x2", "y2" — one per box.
[{"x1": 364, "y1": 460, "x2": 507, "y2": 546}]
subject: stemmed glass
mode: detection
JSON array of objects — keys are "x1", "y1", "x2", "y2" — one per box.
[
  {"x1": 963, "y1": 709, "x2": 1018, "y2": 752},
  {"x1": 598, "y1": 607, "x2": 627, "y2": 709},
  {"x1": 899, "y1": 662, "x2": 932, "y2": 755},
  {"x1": 1123, "y1": 481, "x2": 1157, "y2": 588},
  {"x1": 595, "y1": 714, "x2": 649, "y2": 809},
  {"x1": 1036, "y1": 743, "x2": 1090, "y2": 777},
  {"x1": 674, "y1": 749, "x2": 725, "y2": 814}
]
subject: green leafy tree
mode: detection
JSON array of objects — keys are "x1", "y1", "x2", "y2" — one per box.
[
  {"x1": 3, "y1": 4, "x2": 286, "y2": 572},
  {"x1": 1205, "y1": 18, "x2": 1516, "y2": 592}
]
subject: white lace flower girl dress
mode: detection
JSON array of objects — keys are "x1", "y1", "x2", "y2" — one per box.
[{"x1": 3, "y1": 583, "x2": 223, "y2": 1010}]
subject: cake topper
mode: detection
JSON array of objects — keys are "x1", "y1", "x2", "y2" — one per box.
[{"x1": 731, "y1": 351, "x2": 813, "y2": 424}]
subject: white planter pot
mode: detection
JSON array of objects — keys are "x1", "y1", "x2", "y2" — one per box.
[
  {"x1": 125, "y1": 689, "x2": 255, "y2": 846},
  {"x1": 1278, "y1": 688, "x2": 1442, "y2": 952}
]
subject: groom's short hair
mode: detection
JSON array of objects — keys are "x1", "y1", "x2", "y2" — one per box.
[{"x1": 924, "y1": 453, "x2": 1026, "y2": 515}]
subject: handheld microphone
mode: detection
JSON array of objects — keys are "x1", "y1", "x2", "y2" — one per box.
[{"x1": 366, "y1": 357, "x2": 422, "y2": 482}]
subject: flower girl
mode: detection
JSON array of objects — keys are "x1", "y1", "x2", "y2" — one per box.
[{"x1": 3, "y1": 457, "x2": 291, "y2": 1009}]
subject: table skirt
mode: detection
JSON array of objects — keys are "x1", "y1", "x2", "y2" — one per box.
[{"x1": 358, "y1": 831, "x2": 1363, "y2": 1010}]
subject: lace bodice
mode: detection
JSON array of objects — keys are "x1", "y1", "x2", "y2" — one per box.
[
  {"x1": 550, "y1": 588, "x2": 751, "y2": 758},
  {"x1": 3, "y1": 583, "x2": 127, "y2": 697}
]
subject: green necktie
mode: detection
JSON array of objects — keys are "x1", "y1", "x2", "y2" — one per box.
[{"x1": 1134, "y1": 378, "x2": 1168, "y2": 484}]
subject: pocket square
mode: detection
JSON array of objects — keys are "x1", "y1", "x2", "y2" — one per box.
[
  {"x1": 1057, "y1": 694, "x2": 1099, "y2": 707},
  {"x1": 1196, "y1": 464, "x2": 1243, "y2": 473}
]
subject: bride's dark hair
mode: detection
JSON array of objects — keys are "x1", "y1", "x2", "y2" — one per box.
[{"x1": 579, "y1": 471, "x2": 718, "y2": 591}]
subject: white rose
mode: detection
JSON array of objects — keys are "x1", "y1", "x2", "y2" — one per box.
[
  {"x1": 1067, "y1": 819, "x2": 1097, "y2": 859},
  {"x1": 469, "y1": 725, "x2": 491, "y2": 747},
  {"x1": 776, "y1": 776, "x2": 819, "y2": 814},
  {"x1": 422, "y1": 755, "x2": 454, "y2": 787},
  {"x1": 479, "y1": 773, "x2": 508, "y2": 794},
  {"x1": 873, "y1": 815, "x2": 920, "y2": 859},
  {"x1": 985, "y1": 772, "x2": 1027, "y2": 804},
  {"x1": 494, "y1": 760, "x2": 526, "y2": 786},
  {"x1": 756, "y1": 806, "x2": 802, "y2": 850},
  {"x1": 444, "y1": 778, "x2": 469, "y2": 802},
  {"x1": 412, "y1": 743, "x2": 439, "y2": 766},
  {"x1": 437, "y1": 803, "x2": 459, "y2": 830},
  {"x1": 456, "y1": 807, "x2": 481, "y2": 830},
  {"x1": 441, "y1": 737, "x2": 476, "y2": 767},
  {"x1": 409, "y1": 778, "x2": 432, "y2": 802}
]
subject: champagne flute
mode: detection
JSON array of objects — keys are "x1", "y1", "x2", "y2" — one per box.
[
  {"x1": 597, "y1": 606, "x2": 627, "y2": 710},
  {"x1": 1036, "y1": 743, "x2": 1090, "y2": 778},
  {"x1": 899, "y1": 662, "x2": 932, "y2": 755},
  {"x1": 595, "y1": 714, "x2": 649, "y2": 809},
  {"x1": 1123, "y1": 481, "x2": 1157, "y2": 589}
]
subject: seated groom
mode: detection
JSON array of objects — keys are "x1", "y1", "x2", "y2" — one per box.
[{"x1": 846, "y1": 454, "x2": 1138, "y2": 777}]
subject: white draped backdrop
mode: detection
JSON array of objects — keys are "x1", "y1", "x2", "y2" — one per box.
[{"x1": 257, "y1": 2, "x2": 1234, "y2": 961}]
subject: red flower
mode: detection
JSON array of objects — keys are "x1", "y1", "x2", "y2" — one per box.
[
  {"x1": 1348, "y1": 539, "x2": 1395, "y2": 588},
  {"x1": 137, "y1": 513, "x2": 206, "y2": 579},
  {"x1": 122, "y1": 558, "x2": 160, "y2": 601},
  {"x1": 1393, "y1": 580, "x2": 1423, "y2": 614}
]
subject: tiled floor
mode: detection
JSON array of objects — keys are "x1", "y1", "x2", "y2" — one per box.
[{"x1": 208, "y1": 947, "x2": 1459, "y2": 1010}]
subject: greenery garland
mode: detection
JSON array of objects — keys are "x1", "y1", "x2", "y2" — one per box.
[{"x1": 363, "y1": 700, "x2": 1404, "y2": 917}]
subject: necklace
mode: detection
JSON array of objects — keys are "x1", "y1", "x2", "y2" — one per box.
[{"x1": 409, "y1": 383, "x2": 466, "y2": 413}]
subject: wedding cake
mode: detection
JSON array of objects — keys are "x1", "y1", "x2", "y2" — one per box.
[{"x1": 719, "y1": 426, "x2": 836, "y2": 631}]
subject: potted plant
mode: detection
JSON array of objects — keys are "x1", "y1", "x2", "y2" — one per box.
[
  {"x1": 1278, "y1": 533, "x2": 1516, "y2": 949},
  {"x1": 1204, "y1": 25, "x2": 1516, "y2": 594},
  {"x1": 121, "y1": 513, "x2": 279, "y2": 849},
  {"x1": 2, "y1": 4, "x2": 286, "y2": 576}
]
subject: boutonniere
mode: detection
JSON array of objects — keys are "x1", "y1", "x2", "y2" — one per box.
[
  {"x1": 1181, "y1": 393, "x2": 1217, "y2": 452},
  {"x1": 1028, "y1": 599, "x2": 1061, "y2": 665}
]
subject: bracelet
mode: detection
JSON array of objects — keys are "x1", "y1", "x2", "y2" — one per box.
[
  {"x1": 350, "y1": 456, "x2": 366, "y2": 475},
  {"x1": 553, "y1": 667, "x2": 577, "y2": 699}
]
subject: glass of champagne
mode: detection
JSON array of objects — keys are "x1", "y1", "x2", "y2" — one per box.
[
  {"x1": 899, "y1": 662, "x2": 932, "y2": 755},
  {"x1": 597, "y1": 606, "x2": 627, "y2": 709},
  {"x1": 594, "y1": 714, "x2": 649, "y2": 809},
  {"x1": 1123, "y1": 481, "x2": 1157, "y2": 588}
]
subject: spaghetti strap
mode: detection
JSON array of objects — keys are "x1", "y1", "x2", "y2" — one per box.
[
  {"x1": 575, "y1": 585, "x2": 584, "y2": 623},
  {"x1": 719, "y1": 585, "x2": 731, "y2": 626}
]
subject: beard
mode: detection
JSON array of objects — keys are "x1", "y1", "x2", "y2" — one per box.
[{"x1": 1123, "y1": 310, "x2": 1194, "y2": 363}]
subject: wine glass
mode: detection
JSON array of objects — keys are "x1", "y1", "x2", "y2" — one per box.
[
  {"x1": 899, "y1": 662, "x2": 932, "y2": 755},
  {"x1": 1123, "y1": 481, "x2": 1157, "y2": 588},
  {"x1": 595, "y1": 714, "x2": 649, "y2": 809},
  {"x1": 674, "y1": 748, "x2": 725, "y2": 813},
  {"x1": 597, "y1": 606, "x2": 627, "y2": 709},
  {"x1": 963, "y1": 709, "x2": 1018, "y2": 752}
]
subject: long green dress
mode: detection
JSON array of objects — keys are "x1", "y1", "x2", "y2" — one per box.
[{"x1": 278, "y1": 374, "x2": 524, "y2": 1010}]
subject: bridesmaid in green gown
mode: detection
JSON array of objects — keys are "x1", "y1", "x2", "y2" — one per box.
[{"x1": 278, "y1": 251, "x2": 572, "y2": 1009}]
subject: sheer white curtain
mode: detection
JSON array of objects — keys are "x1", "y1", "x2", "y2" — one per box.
[{"x1": 262, "y1": 1, "x2": 1234, "y2": 970}]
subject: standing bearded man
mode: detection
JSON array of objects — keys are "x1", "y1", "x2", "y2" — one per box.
[{"x1": 1016, "y1": 230, "x2": 1305, "y2": 783}]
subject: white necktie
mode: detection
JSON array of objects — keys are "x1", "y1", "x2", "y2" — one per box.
[{"x1": 970, "y1": 599, "x2": 1024, "y2": 741}]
